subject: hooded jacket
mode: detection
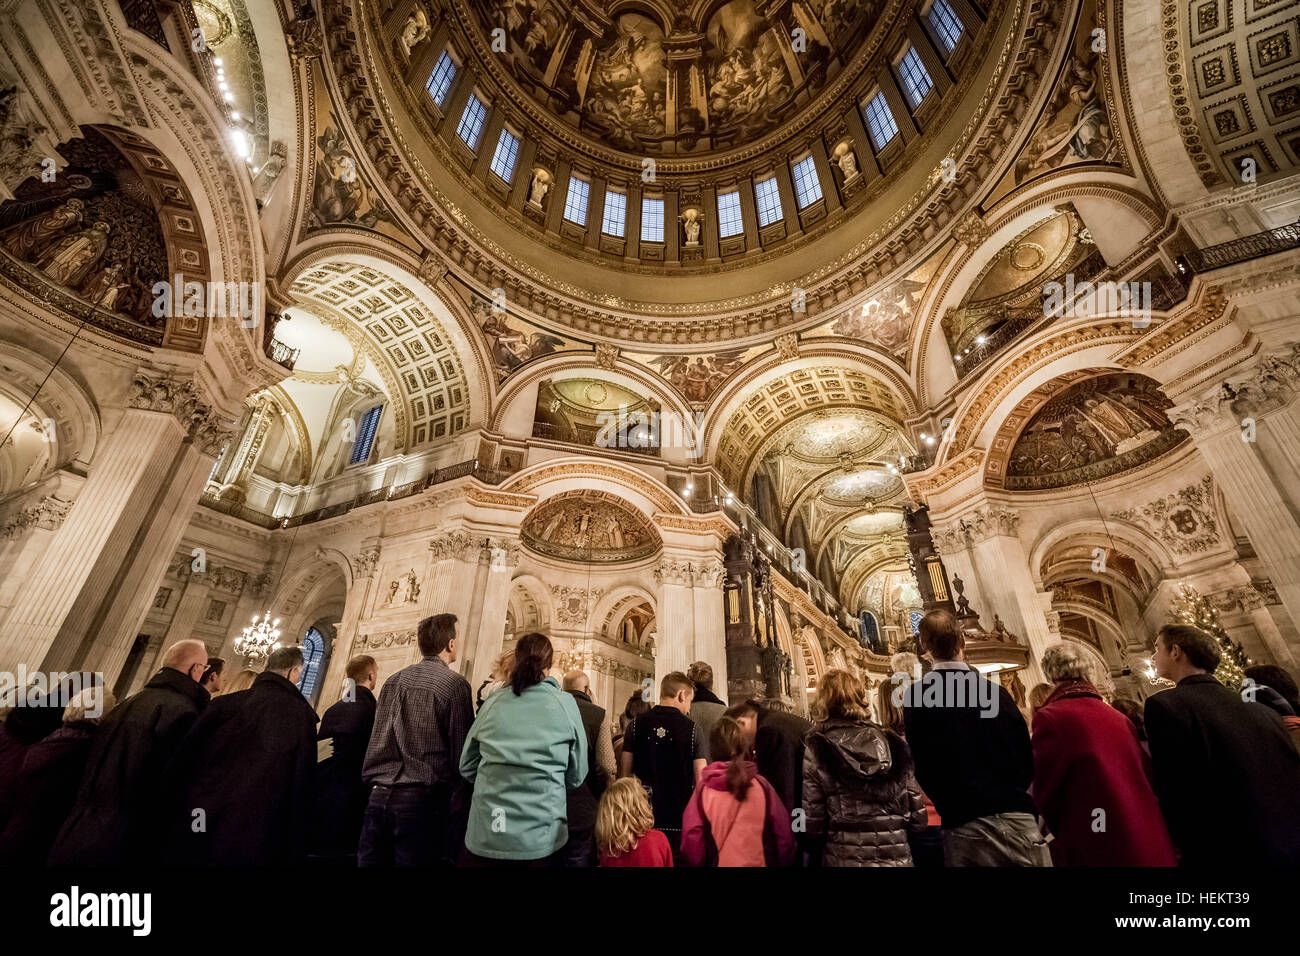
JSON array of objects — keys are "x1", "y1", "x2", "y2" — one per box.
[
  {"x1": 802, "y1": 718, "x2": 927, "y2": 867},
  {"x1": 680, "y1": 760, "x2": 795, "y2": 867}
]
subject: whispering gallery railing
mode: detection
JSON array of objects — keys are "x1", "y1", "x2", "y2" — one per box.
[{"x1": 1175, "y1": 220, "x2": 1300, "y2": 275}]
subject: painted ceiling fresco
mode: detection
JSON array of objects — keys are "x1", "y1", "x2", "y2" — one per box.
[
  {"x1": 472, "y1": 0, "x2": 883, "y2": 153},
  {"x1": 628, "y1": 344, "x2": 769, "y2": 406},
  {"x1": 0, "y1": 127, "x2": 168, "y2": 329},
  {"x1": 521, "y1": 490, "x2": 661, "y2": 563},
  {"x1": 1005, "y1": 372, "x2": 1187, "y2": 490},
  {"x1": 986, "y1": 0, "x2": 1121, "y2": 205}
]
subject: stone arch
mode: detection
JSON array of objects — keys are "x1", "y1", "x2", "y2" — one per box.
[
  {"x1": 700, "y1": 348, "x2": 919, "y2": 464},
  {"x1": 506, "y1": 573, "x2": 554, "y2": 638},
  {"x1": 489, "y1": 356, "x2": 694, "y2": 448},
  {"x1": 499, "y1": 455, "x2": 689, "y2": 518},
  {"x1": 0, "y1": 339, "x2": 101, "y2": 495},
  {"x1": 279, "y1": 243, "x2": 495, "y2": 441}
]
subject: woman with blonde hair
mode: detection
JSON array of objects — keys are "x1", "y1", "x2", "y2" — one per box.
[
  {"x1": 803, "y1": 669, "x2": 927, "y2": 866},
  {"x1": 596, "y1": 777, "x2": 672, "y2": 866},
  {"x1": 475, "y1": 648, "x2": 514, "y2": 711},
  {"x1": 223, "y1": 669, "x2": 258, "y2": 695}
]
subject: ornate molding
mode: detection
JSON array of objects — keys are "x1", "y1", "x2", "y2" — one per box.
[
  {"x1": 354, "y1": 545, "x2": 381, "y2": 577},
  {"x1": 654, "y1": 558, "x2": 696, "y2": 588},
  {"x1": 1112, "y1": 475, "x2": 1221, "y2": 555},
  {"x1": 1, "y1": 496, "x2": 72, "y2": 538},
  {"x1": 903, "y1": 448, "x2": 985, "y2": 504},
  {"x1": 428, "y1": 530, "x2": 479, "y2": 562},
  {"x1": 1169, "y1": 342, "x2": 1300, "y2": 435},
  {"x1": 357, "y1": 629, "x2": 416, "y2": 650}
]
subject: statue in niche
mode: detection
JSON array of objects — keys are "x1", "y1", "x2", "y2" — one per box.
[
  {"x1": 399, "y1": 8, "x2": 430, "y2": 56},
  {"x1": 387, "y1": 579, "x2": 400, "y2": 604},
  {"x1": 681, "y1": 208, "x2": 702, "y2": 245},
  {"x1": 253, "y1": 141, "x2": 288, "y2": 206},
  {"x1": 833, "y1": 141, "x2": 859, "y2": 181},
  {"x1": 527, "y1": 168, "x2": 551, "y2": 207},
  {"x1": 403, "y1": 569, "x2": 420, "y2": 603}
]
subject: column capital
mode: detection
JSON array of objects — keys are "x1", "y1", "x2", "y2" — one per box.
[
  {"x1": 694, "y1": 558, "x2": 726, "y2": 588},
  {"x1": 354, "y1": 545, "x2": 381, "y2": 578},
  {"x1": 483, "y1": 536, "x2": 522, "y2": 570},
  {"x1": 128, "y1": 369, "x2": 233, "y2": 456},
  {"x1": 1, "y1": 496, "x2": 72, "y2": 538},
  {"x1": 935, "y1": 504, "x2": 1020, "y2": 549},
  {"x1": 1170, "y1": 341, "x2": 1300, "y2": 435},
  {"x1": 654, "y1": 557, "x2": 695, "y2": 587},
  {"x1": 428, "y1": 530, "x2": 478, "y2": 561}
]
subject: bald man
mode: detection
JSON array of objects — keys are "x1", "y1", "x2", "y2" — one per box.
[
  {"x1": 49, "y1": 638, "x2": 212, "y2": 866},
  {"x1": 561, "y1": 670, "x2": 617, "y2": 866}
]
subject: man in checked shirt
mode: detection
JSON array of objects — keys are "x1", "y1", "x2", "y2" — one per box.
[{"x1": 358, "y1": 613, "x2": 474, "y2": 866}]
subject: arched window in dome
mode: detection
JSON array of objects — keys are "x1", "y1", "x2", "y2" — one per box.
[{"x1": 426, "y1": 50, "x2": 458, "y2": 107}]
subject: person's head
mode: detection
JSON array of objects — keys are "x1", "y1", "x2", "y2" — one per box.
[
  {"x1": 1041, "y1": 642, "x2": 1093, "y2": 685},
  {"x1": 686, "y1": 661, "x2": 714, "y2": 692},
  {"x1": 1111, "y1": 697, "x2": 1146, "y2": 742},
  {"x1": 621, "y1": 693, "x2": 650, "y2": 731},
  {"x1": 595, "y1": 778, "x2": 655, "y2": 859},
  {"x1": 266, "y1": 644, "x2": 305, "y2": 684},
  {"x1": 890, "y1": 651, "x2": 921, "y2": 682},
  {"x1": 659, "y1": 672, "x2": 694, "y2": 713},
  {"x1": 200, "y1": 658, "x2": 225, "y2": 694},
  {"x1": 491, "y1": 648, "x2": 516, "y2": 683},
  {"x1": 162, "y1": 639, "x2": 209, "y2": 685},
  {"x1": 1027, "y1": 682, "x2": 1053, "y2": 713},
  {"x1": 62, "y1": 686, "x2": 116, "y2": 725},
  {"x1": 1244, "y1": 664, "x2": 1300, "y2": 712},
  {"x1": 811, "y1": 669, "x2": 871, "y2": 723},
  {"x1": 1152, "y1": 624, "x2": 1219, "y2": 682},
  {"x1": 723, "y1": 701, "x2": 759, "y2": 748},
  {"x1": 875, "y1": 679, "x2": 904, "y2": 735},
  {"x1": 224, "y1": 669, "x2": 258, "y2": 694},
  {"x1": 919, "y1": 609, "x2": 963, "y2": 662},
  {"x1": 417, "y1": 613, "x2": 459, "y2": 662},
  {"x1": 562, "y1": 670, "x2": 590, "y2": 695},
  {"x1": 346, "y1": 655, "x2": 377, "y2": 690},
  {"x1": 709, "y1": 716, "x2": 753, "y2": 802},
  {"x1": 510, "y1": 632, "x2": 553, "y2": 695}
]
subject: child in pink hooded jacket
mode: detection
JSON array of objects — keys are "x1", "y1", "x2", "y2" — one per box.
[{"x1": 680, "y1": 716, "x2": 795, "y2": 866}]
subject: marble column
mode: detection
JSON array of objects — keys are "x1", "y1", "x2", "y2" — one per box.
[
  {"x1": 316, "y1": 544, "x2": 381, "y2": 708},
  {"x1": 1170, "y1": 355, "x2": 1300, "y2": 666},
  {"x1": 424, "y1": 531, "x2": 489, "y2": 677},
  {"x1": 692, "y1": 558, "x2": 728, "y2": 694},
  {"x1": 654, "y1": 556, "x2": 697, "y2": 687},
  {"x1": 468, "y1": 537, "x2": 519, "y2": 689},
  {"x1": 934, "y1": 504, "x2": 1053, "y2": 685},
  {"x1": 0, "y1": 371, "x2": 231, "y2": 674}
]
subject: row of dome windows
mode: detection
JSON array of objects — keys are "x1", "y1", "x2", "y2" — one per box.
[{"x1": 422, "y1": 0, "x2": 969, "y2": 251}]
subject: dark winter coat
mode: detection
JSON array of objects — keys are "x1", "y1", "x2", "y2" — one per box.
[
  {"x1": 309, "y1": 685, "x2": 377, "y2": 857},
  {"x1": 754, "y1": 705, "x2": 813, "y2": 814},
  {"x1": 162, "y1": 671, "x2": 318, "y2": 866},
  {"x1": 1031, "y1": 680, "x2": 1176, "y2": 866},
  {"x1": 802, "y1": 719, "x2": 927, "y2": 866},
  {"x1": 48, "y1": 667, "x2": 209, "y2": 866},
  {"x1": 1145, "y1": 673, "x2": 1300, "y2": 866},
  {"x1": 565, "y1": 689, "x2": 609, "y2": 833},
  {"x1": 0, "y1": 720, "x2": 99, "y2": 862},
  {"x1": 0, "y1": 684, "x2": 80, "y2": 828}
]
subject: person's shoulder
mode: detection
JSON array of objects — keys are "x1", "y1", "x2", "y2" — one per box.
[{"x1": 644, "y1": 828, "x2": 670, "y2": 851}]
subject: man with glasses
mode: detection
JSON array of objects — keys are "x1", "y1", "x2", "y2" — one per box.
[{"x1": 48, "y1": 639, "x2": 211, "y2": 866}]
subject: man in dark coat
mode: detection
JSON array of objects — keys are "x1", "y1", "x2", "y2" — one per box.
[
  {"x1": 561, "y1": 670, "x2": 616, "y2": 866},
  {"x1": 1145, "y1": 624, "x2": 1300, "y2": 867},
  {"x1": 162, "y1": 644, "x2": 318, "y2": 866},
  {"x1": 903, "y1": 610, "x2": 1049, "y2": 866},
  {"x1": 48, "y1": 640, "x2": 210, "y2": 866},
  {"x1": 727, "y1": 699, "x2": 813, "y2": 817},
  {"x1": 309, "y1": 655, "x2": 379, "y2": 863}
]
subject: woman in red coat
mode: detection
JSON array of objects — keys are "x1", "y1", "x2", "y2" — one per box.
[{"x1": 1031, "y1": 644, "x2": 1176, "y2": 866}]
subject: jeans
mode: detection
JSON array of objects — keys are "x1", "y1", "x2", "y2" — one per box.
[
  {"x1": 942, "y1": 812, "x2": 1053, "y2": 867},
  {"x1": 562, "y1": 825, "x2": 596, "y2": 868},
  {"x1": 357, "y1": 784, "x2": 450, "y2": 867}
]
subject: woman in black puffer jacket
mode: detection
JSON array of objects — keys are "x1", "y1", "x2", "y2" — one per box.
[{"x1": 802, "y1": 670, "x2": 927, "y2": 866}]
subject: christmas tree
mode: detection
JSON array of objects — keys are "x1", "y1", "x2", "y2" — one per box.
[{"x1": 1169, "y1": 582, "x2": 1251, "y2": 689}]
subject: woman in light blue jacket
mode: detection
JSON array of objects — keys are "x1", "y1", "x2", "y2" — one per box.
[{"x1": 460, "y1": 632, "x2": 587, "y2": 864}]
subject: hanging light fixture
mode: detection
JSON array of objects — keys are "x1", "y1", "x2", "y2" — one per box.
[{"x1": 235, "y1": 610, "x2": 282, "y2": 663}]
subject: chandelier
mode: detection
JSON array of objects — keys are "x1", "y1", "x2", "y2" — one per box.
[{"x1": 235, "y1": 610, "x2": 281, "y2": 663}]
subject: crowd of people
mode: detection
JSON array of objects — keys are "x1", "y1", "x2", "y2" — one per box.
[{"x1": 1, "y1": 608, "x2": 1298, "y2": 867}]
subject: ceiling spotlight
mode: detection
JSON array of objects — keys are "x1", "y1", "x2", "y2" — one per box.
[
  {"x1": 976, "y1": 335, "x2": 987, "y2": 345},
  {"x1": 925, "y1": 436, "x2": 935, "y2": 445},
  {"x1": 214, "y1": 57, "x2": 223, "y2": 67},
  {"x1": 920, "y1": 432, "x2": 928, "y2": 440}
]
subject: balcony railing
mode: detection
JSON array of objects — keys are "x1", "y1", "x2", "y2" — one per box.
[
  {"x1": 117, "y1": 0, "x2": 169, "y2": 49},
  {"x1": 262, "y1": 314, "x2": 300, "y2": 371},
  {"x1": 200, "y1": 459, "x2": 509, "y2": 530},
  {"x1": 1176, "y1": 221, "x2": 1300, "y2": 275},
  {"x1": 953, "y1": 309, "x2": 1040, "y2": 379}
]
